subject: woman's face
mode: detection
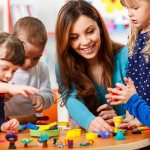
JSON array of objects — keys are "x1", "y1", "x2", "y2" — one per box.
[{"x1": 69, "y1": 15, "x2": 101, "y2": 61}]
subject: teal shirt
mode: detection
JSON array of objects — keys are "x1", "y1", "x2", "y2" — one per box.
[{"x1": 55, "y1": 46, "x2": 128, "y2": 131}]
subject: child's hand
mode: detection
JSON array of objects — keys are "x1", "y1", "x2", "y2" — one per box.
[
  {"x1": 119, "y1": 111, "x2": 135, "y2": 128},
  {"x1": 106, "y1": 77, "x2": 137, "y2": 105},
  {"x1": 127, "y1": 118, "x2": 142, "y2": 129},
  {"x1": 4, "y1": 93, "x2": 13, "y2": 101},
  {"x1": 7, "y1": 84, "x2": 39, "y2": 97},
  {"x1": 32, "y1": 95, "x2": 45, "y2": 112},
  {"x1": 1, "y1": 119, "x2": 19, "y2": 133}
]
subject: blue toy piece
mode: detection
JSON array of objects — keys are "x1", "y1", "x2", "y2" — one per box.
[
  {"x1": 26, "y1": 123, "x2": 39, "y2": 130},
  {"x1": 19, "y1": 124, "x2": 27, "y2": 131},
  {"x1": 95, "y1": 131, "x2": 111, "y2": 138},
  {"x1": 115, "y1": 129, "x2": 126, "y2": 140}
]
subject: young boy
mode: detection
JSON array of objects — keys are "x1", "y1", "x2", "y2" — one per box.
[
  {"x1": 5, "y1": 17, "x2": 53, "y2": 117},
  {"x1": 0, "y1": 32, "x2": 39, "y2": 132}
]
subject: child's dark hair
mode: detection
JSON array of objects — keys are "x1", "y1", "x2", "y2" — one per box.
[
  {"x1": 11, "y1": 16, "x2": 47, "y2": 50},
  {"x1": 0, "y1": 32, "x2": 25, "y2": 66}
]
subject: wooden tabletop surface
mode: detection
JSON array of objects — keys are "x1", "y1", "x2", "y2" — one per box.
[{"x1": 0, "y1": 129, "x2": 150, "y2": 150}]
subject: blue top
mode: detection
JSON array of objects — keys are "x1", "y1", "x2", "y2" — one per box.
[
  {"x1": 125, "y1": 94, "x2": 150, "y2": 127},
  {"x1": 0, "y1": 95, "x2": 5, "y2": 129},
  {"x1": 127, "y1": 32, "x2": 150, "y2": 101},
  {"x1": 55, "y1": 47, "x2": 128, "y2": 131}
]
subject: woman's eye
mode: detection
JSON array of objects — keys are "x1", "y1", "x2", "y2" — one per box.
[
  {"x1": 70, "y1": 36, "x2": 78, "y2": 40},
  {"x1": 87, "y1": 29, "x2": 94, "y2": 34}
]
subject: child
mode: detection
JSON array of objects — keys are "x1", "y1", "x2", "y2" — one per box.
[
  {"x1": 106, "y1": 0, "x2": 150, "y2": 128},
  {"x1": 0, "y1": 32, "x2": 39, "y2": 132},
  {"x1": 5, "y1": 17, "x2": 54, "y2": 117}
]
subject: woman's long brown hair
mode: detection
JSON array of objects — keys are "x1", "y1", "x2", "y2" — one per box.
[{"x1": 55, "y1": 0, "x2": 123, "y2": 114}]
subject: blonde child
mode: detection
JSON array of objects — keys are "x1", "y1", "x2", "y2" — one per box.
[
  {"x1": 5, "y1": 17, "x2": 54, "y2": 117},
  {"x1": 0, "y1": 32, "x2": 39, "y2": 132},
  {"x1": 106, "y1": 0, "x2": 150, "y2": 128}
]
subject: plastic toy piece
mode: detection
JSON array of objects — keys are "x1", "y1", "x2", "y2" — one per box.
[
  {"x1": 68, "y1": 139, "x2": 73, "y2": 148},
  {"x1": 30, "y1": 128, "x2": 60, "y2": 137},
  {"x1": 132, "y1": 128, "x2": 142, "y2": 134},
  {"x1": 21, "y1": 138, "x2": 33, "y2": 147},
  {"x1": 37, "y1": 122, "x2": 57, "y2": 131},
  {"x1": 19, "y1": 124, "x2": 27, "y2": 131},
  {"x1": 96, "y1": 131, "x2": 111, "y2": 138},
  {"x1": 53, "y1": 137, "x2": 58, "y2": 144},
  {"x1": 80, "y1": 142, "x2": 91, "y2": 146},
  {"x1": 115, "y1": 129, "x2": 126, "y2": 140},
  {"x1": 26, "y1": 123, "x2": 39, "y2": 130},
  {"x1": 38, "y1": 135, "x2": 49, "y2": 148},
  {"x1": 0, "y1": 139, "x2": 6, "y2": 142},
  {"x1": 86, "y1": 133, "x2": 98, "y2": 141},
  {"x1": 56, "y1": 142, "x2": 65, "y2": 148},
  {"x1": 113, "y1": 116, "x2": 123, "y2": 128},
  {"x1": 5, "y1": 131, "x2": 18, "y2": 149},
  {"x1": 66, "y1": 129, "x2": 81, "y2": 139}
]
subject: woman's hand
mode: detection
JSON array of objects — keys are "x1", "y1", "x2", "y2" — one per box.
[
  {"x1": 88, "y1": 116, "x2": 113, "y2": 132},
  {"x1": 97, "y1": 104, "x2": 117, "y2": 125}
]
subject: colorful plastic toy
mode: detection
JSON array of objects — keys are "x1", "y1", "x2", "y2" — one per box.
[
  {"x1": 38, "y1": 134, "x2": 49, "y2": 148},
  {"x1": 86, "y1": 133, "x2": 98, "y2": 141},
  {"x1": 132, "y1": 128, "x2": 142, "y2": 134},
  {"x1": 115, "y1": 129, "x2": 126, "y2": 140},
  {"x1": 96, "y1": 131, "x2": 111, "y2": 138},
  {"x1": 5, "y1": 131, "x2": 18, "y2": 149},
  {"x1": 21, "y1": 138, "x2": 33, "y2": 147},
  {"x1": 113, "y1": 116, "x2": 123, "y2": 128},
  {"x1": 30, "y1": 128, "x2": 60, "y2": 137},
  {"x1": 26, "y1": 123, "x2": 39, "y2": 130}
]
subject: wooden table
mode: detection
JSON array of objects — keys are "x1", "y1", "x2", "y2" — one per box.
[{"x1": 0, "y1": 129, "x2": 150, "y2": 150}]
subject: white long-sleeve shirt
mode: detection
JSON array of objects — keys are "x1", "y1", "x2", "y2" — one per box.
[{"x1": 5, "y1": 61, "x2": 53, "y2": 117}]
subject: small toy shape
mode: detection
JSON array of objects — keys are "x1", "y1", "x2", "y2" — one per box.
[
  {"x1": 19, "y1": 124, "x2": 27, "y2": 131},
  {"x1": 115, "y1": 129, "x2": 126, "y2": 140},
  {"x1": 5, "y1": 131, "x2": 18, "y2": 149},
  {"x1": 26, "y1": 123, "x2": 39, "y2": 130},
  {"x1": 38, "y1": 134, "x2": 49, "y2": 148},
  {"x1": 132, "y1": 128, "x2": 142, "y2": 134},
  {"x1": 53, "y1": 137, "x2": 58, "y2": 144},
  {"x1": 56, "y1": 142, "x2": 65, "y2": 148},
  {"x1": 113, "y1": 116, "x2": 123, "y2": 128},
  {"x1": 80, "y1": 142, "x2": 91, "y2": 146},
  {"x1": 86, "y1": 133, "x2": 97, "y2": 141},
  {"x1": 21, "y1": 138, "x2": 33, "y2": 147},
  {"x1": 68, "y1": 139, "x2": 73, "y2": 148},
  {"x1": 96, "y1": 131, "x2": 111, "y2": 138}
]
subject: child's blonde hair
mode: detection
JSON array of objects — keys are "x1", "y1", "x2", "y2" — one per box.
[{"x1": 120, "y1": 0, "x2": 150, "y2": 62}]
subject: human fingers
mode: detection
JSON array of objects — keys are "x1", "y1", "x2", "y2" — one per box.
[
  {"x1": 33, "y1": 104, "x2": 43, "y2": 112},
  {"x1": 96, "y1": 117, "x2": 113, "y2": 132},
  {"x1": 109, "y1": 100, "x2": 124, "y2": 105},
  {"x1": 118, "y1": 122, "x2": 130, "y2": 129},
  {"x1": 88, "y1": 118, "x2": 102, "y2": 132},
  {"x1": 100, "y1": 112, "x2": 116, "y2": 120},
  {"x1": 97, "y1": 104, "x2": 112, "y2": 112},
  {"x1": 105, "y1": 119, "x2": 114, "y2": 125}
]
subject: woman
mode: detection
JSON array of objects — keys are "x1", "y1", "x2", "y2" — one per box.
[{"x1": 55, "y1": 0, "x2": 128, "y2": 132}]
